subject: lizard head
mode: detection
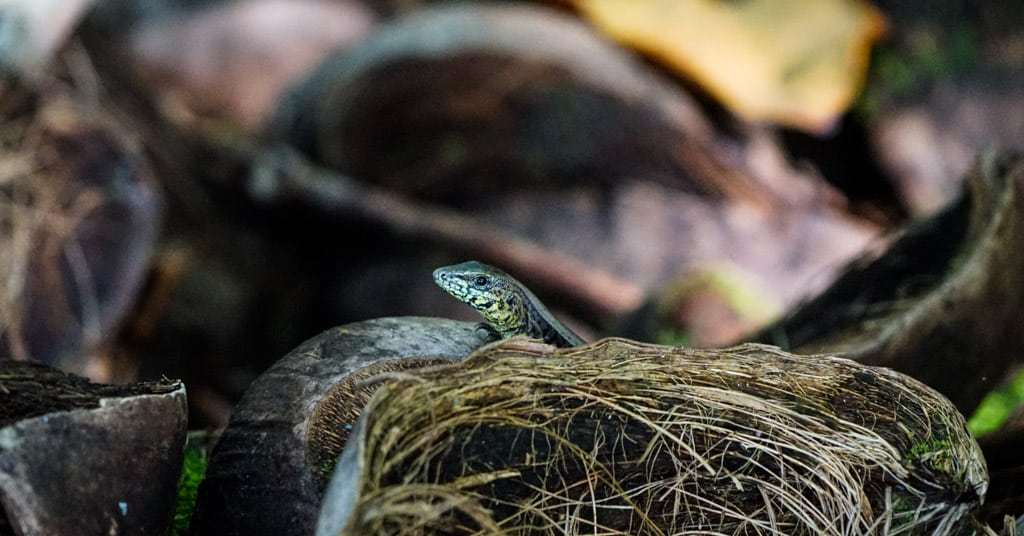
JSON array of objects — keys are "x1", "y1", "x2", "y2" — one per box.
[{"x1": 433, "y1": 261, "x2": 527, "y2": 336}]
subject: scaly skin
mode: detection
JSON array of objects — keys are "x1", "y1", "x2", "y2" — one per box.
[{"x1": 433, "y1": 261, "x2": 584, "y2": 347}]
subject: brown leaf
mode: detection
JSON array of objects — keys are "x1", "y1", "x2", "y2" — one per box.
[{"x1": 572, "y1": 0, "x2": 886, "y2": 132}]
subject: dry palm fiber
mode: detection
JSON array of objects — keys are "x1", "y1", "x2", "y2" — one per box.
[
  {"x1": 0, "y1": 84, "x2": 160, "y2": 368},
  {"x1": 321, "y1": 338, "x2": 987, "y2": 535}
]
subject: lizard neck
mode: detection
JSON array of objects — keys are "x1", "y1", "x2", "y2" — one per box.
[{"x1": 516, "y1": 282, "x2": 585, "y2": 347}]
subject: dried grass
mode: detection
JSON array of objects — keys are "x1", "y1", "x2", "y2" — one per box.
[{"x1": 332, "y1": 339, "x2": 988, "y2": 535}]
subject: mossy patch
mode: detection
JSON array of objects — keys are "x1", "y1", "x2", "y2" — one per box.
[
  {"x1": 907, "y1": 439, "x2": 954, "y2": 474},
  {"x1": 968, "y1": 368, "x2": 1024, "y2": 437},
  {"x1": 654, "y1": 327, "x2": 691, "y2": 347},
  {"x1": 171, "y1": 438, "x2": 209, "y2": 536}
]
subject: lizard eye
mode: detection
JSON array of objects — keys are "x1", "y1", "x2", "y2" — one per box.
[{"x1": 473, "y1": 275, "x2": 489, "y2": 288}]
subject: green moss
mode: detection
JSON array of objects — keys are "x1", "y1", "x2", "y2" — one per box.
[
  {"x1": 906, "y1": 439, "x2": 953, "y2": 473},
  {"x1": 968, "y1": 369, "x2": 1024, "y2": 437},
  {"x1": 316, "y1": 457, "x2": 341, "y2": 485},
  {"x1": 170, "y1": 440, "x2": 209, "y2": 535},
  {"x1": 655, "y1": 328, "x2": 691, "y2": 347}
]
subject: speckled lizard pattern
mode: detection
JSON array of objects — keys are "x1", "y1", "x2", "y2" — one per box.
[{"x1": 433, "y1": 261, "x2": 584, "y2": 347}]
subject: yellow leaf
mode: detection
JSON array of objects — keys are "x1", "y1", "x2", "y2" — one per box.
[{"x1": 572, "y1": 0, "x2": 886, "y2": 133}]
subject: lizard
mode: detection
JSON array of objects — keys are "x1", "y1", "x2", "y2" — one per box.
[{"x1": 433, "y1": 260, "x2": 585, "y2": 347}]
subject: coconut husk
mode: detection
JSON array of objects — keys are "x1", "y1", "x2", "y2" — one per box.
[
  {"x1": 318, "y1": 337, "x2": 987, "y2": 535},
  {"x1": 753, "y1": 152, "x2": 1024, "y2": 414},
  {"x1": 0, "y1": 77, "x2": 162, "y2": 373},
  {"x1": 273, "y1": 3, "x2": 761, "y2": 203},
  {"x1": 0, "y1": 359, "x2": 186, "y2": 535},
  {"x1": 191, "y1": 317, "x2": 492, "y2": 536}
]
